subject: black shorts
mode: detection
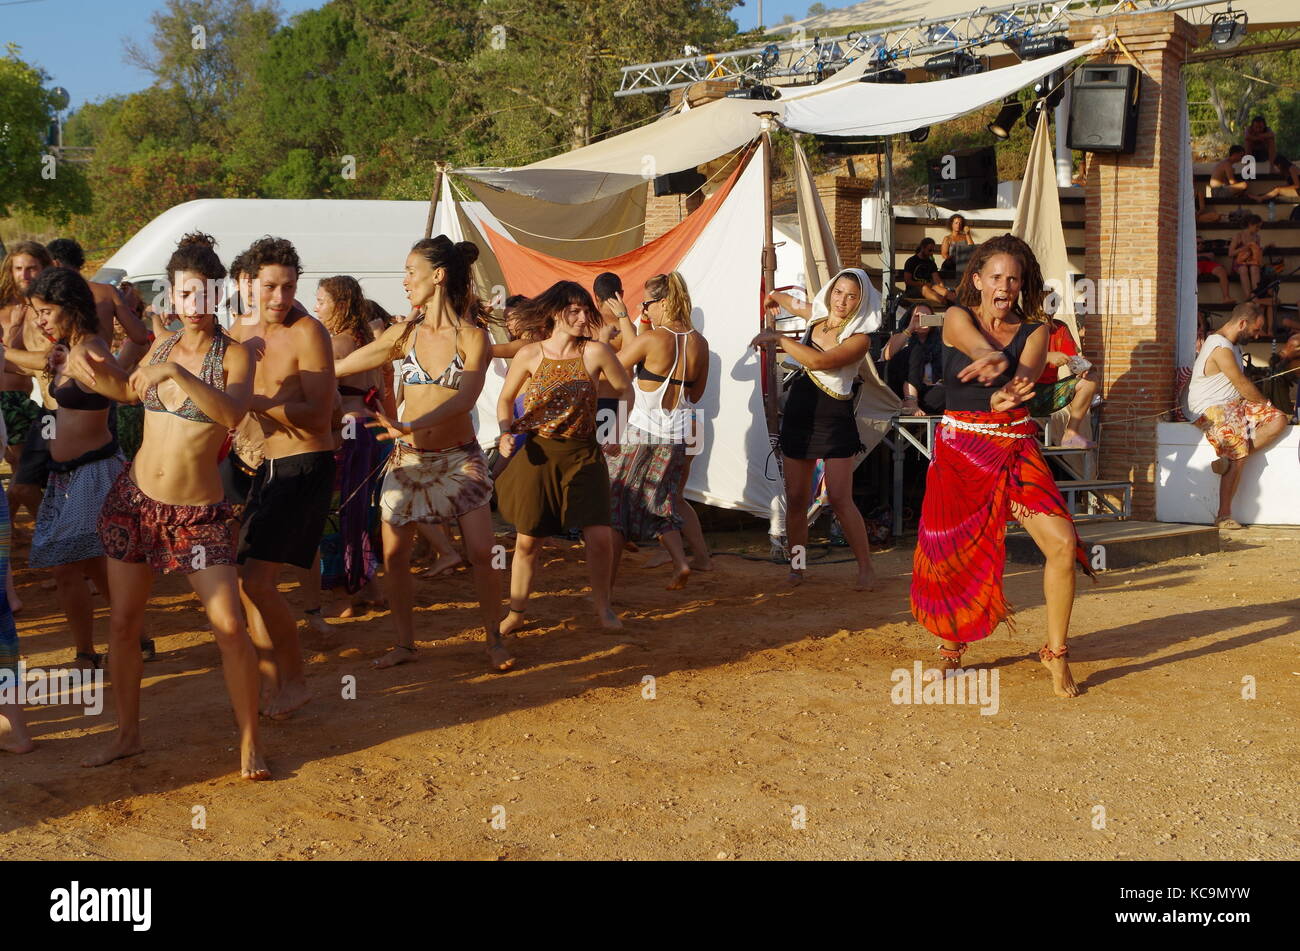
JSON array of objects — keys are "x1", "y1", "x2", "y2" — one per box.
[
  {"x1": 12, "y1": 409, "x2": 56, "y2": 488},
  {"x1": 219, "y1": 450, "x2": 259, "y2": 509},
  {"x1": 236, "y1": 450, "x2": 336, "y2": 570}
]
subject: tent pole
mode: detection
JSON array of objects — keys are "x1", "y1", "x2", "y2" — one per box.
[
  {"x1": 424, "y1": 163, "x2": 445, "y2": 240},
  {"x1": 882, "y1": 134, "x2": 896, "y2": 330},
  {"x1": 758, "y1": 119, "x2": 782, "y2": 466}
]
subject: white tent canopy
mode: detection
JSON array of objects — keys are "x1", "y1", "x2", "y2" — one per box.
[{"x1": 457, "y1": 34, "x2": 1106, "y2": 202}]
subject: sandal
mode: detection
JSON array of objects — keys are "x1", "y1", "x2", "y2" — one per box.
[
  {"x1": 74, "y1": 651, "x2": 102, "y2": 670},
  {"x1": 1038, "y1": 643, "x2": 1069, "y2": 662},
  {"x1": 1214, "y1": 516, "x2": 1244, "y2": 530}
]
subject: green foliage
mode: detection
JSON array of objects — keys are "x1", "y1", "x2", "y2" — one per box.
[
  {"x1": 1185, "y1": 41, "x2": 1300, "y2": 160},
  {"x1": 0, "y1": 45, "x2": 90, "y2": 220}
]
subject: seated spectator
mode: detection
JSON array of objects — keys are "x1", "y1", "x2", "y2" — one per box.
[
  {"x1": 1243, "y1": 116, "x2": 1277, "y2": 167},
  {"x1": 1209, "y1": 145, "x2": 1249, "y2": 198},
  {"x1": 939, "y1": 214, "x2": 974, "y2": 280},
  {"x1": 1194, "y1": 188, "x2": 1221, "y2": 224},
  {"x1": 1253, "y1": 154, "x2": 1300, "y2": 201},
  {"x1": 1027, "y1": 316, "x2": 1098, "y2": 449},
  {"x1": 1227, "y1": 214, "x2": 1264, "y2": 300},
  {"x1": 1187, "y1": 301, "x2": 1289, "y2": 530},
  {"x1": 1196, "y1": 237, "x2": 1232, "y2": 302},
  {"x1": 902, "y1": 238, "x2": 954, "y2": 307},
  {"x1": 1277, "y1": 333, "x2": 1300, "y2": 421},
  {"x1": 883, "y1": 304, "x2": 943, "y2": 415}
]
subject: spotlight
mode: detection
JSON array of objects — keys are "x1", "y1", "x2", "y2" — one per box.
[
  {"x1": 1033, "y1": 68, "x2": 1066, "y2": 112},
  {"x1": 724, "y1": 83, "x2": 781, "y2": 100},
  {"x1": 925, "y1": 25, "x2": 956, "y2": 45},
  {"x1": 1210, "y1": 10, "x2": 1247, "y2": 49},
  {"x1": 1024, "y1": 100, "x2": 1044, "y2": 130},
  {"x1": 923, "y1": 50, "x2": 979, "y2": 78},
  {"x1": 909, "y1": 126, "x2": 930, "y2": 144},
  {"x1": 1019, "y1": 34, "x2": 1073, "y2": 59},
  {"x1": 988, "y1": 97, "x2": 1024, "y2": 139}
]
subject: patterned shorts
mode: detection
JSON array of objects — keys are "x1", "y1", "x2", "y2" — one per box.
[
  {"x1": 1194, "y1": 400, "x2": 1286, "y2": 461},
  {"x1": 0, "y1": 390, "x2": 41, "y2": 446},
  {"x1": 98, "y1": 470, "x2": 235, "y2": 575}
]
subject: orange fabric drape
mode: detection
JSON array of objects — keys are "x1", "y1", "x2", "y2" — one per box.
[{"x1": 479, "y1": 151, "x2": 750, "y2": 311}]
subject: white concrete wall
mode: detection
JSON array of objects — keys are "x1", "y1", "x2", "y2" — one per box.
[{"x1": 1157, "y1": 422, "x2": 1300, "y2": 525}]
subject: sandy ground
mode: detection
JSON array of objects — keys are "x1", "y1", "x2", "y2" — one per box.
[{"x1": 1, "y1": 520, "x2": 1296, "y2": 861}]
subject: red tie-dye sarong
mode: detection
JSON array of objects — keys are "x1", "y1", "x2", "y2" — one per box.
[{"x1": 910, "y1": 409, "x2": 1094, "y2": 643}]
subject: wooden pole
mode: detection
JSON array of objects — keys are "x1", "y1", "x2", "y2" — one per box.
[{"x1": 757, "y1": 117, "x2": 783, "y2": 481}]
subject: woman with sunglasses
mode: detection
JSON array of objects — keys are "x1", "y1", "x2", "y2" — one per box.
[{"x1": 494, "y1": 281, "x2": 631, "y2": 634}]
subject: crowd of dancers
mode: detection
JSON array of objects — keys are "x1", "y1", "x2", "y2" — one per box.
[{"x1": 0, "y1": 229, "x2": 1089, "y2": 776}]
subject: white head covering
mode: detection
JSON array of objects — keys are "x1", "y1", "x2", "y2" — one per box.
[{"x1": 800, "y1": 267, "x2": 882, "y2": 399}]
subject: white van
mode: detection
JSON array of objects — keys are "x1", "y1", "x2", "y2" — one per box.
[{"x1": 92, "y1": 198, "x2": 439, "y2": 321}]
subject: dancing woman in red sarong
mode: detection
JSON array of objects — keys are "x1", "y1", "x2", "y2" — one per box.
[{"x1": 910, "y1": 235, "x2": 1095, "y2": 698}]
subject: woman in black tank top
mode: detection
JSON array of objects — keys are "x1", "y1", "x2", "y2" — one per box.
[{"x1": 909, "y1": 235, "x2": 1094, "y2": 698}]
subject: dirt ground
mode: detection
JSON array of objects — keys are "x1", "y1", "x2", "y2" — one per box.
[{"x1": 2, "y1": 520, "x2": 1296, "y2": 861}]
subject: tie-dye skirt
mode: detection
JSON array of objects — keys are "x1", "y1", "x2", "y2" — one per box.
[{"x1": 911, "y1": 409, "x2": 1093, "y2": 643}]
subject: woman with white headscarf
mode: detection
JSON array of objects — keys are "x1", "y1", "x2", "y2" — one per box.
[{"x1": 756, "y1": 268, "x2": 881, "y2": 590}]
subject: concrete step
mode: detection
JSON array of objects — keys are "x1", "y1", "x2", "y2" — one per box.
[{"x1": 1007, "y1": 520, "x2": 1221, "y2": 570}]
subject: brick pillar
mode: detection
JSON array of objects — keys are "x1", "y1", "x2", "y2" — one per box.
[
  {"x1": 644, "y1": 183, "x2": 703, "y2": 242},
  {"x1": 1068, "y1": 13, "x2": 1196, "y2": 519},
  {"x1": 815, "y1": 176, "x2": 872, "y2": 270}
]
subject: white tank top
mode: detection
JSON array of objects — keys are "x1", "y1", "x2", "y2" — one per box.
[
  {"x1": 628, "y1": 329, "x2": 698, "y2": 443},
  {"x1": 1187, "y1": 333, "x2": 1243, "y2": 419}
]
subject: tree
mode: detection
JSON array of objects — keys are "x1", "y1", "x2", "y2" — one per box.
[
  {"x1": 1185, "y1": 42, "x2": 1300, "y2": 158},
  {"x1": 0, "y1": 45, "x2": 90, "y2": 220}
]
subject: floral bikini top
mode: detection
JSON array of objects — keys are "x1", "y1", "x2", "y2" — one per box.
[
  {"x1": 140, "y1": 328, "x2": 229, "y2": 425},
  {"x1": 511, "y1": 352, "x2": 596, "y2": 440}
]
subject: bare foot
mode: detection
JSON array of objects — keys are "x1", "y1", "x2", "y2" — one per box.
[
  {"x1": 241, "y1": 740, "x2": 270, "y2": 781},
  {"x1": 854, "y1": 564, "x2": 876, "y2": 591},
  {"x1": 302, "y1": 612, "x2": 339, "y2": 651},
  {"x1": 372, "y1": 645, "x2": 417, "y2": 669},
  {"x1": 690, "y1": 557, "x2": 712, "y2": 572},
  {"x1": 81, "y1": 733, "x2": 144, "y2": 768},
  {"x1": 427, "y1": 552, "x2": 463, "y2": 578},
  {"x1": 8, "y1": 597, "x2": 22, "y2": 615},
  {"x1": 266, "y1": 681, "x2": 312, "y2": 720},
  {"x1": 787, "y1": 569, "x2": 804, "y2": 586},
  {"x1": 641, "y1": 550, "x2": 671, "y2": 569},
  {"x1": 667, "y1": 564, "x2": 691, "y2": 590},
  {"x1": 1040, "y1": 652, "x2": 1079, "y2": 698},
  {"x1": 598, "y1": 607, "x2": 624, "y2": 632},
  {"x1": 487, "y1": 639, "x2": 515, "y2": 672},
  {"x1": 72, "y1": 652, "x2": 101, "y2": 672},
  {"x1": 0, "y1": 715, "x2": 35, "y2": 754},
  {"x1": 499, "y1": 609, "x2": 527, "y2": 637}
]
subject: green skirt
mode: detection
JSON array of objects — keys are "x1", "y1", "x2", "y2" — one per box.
[{"x1": 495, "y1": 435, "x2": 610, "y2": 538}]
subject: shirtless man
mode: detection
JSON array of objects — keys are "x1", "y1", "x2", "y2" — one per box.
[
  {"x1": 228, "y1": 237, "x2": 336, "y2": 719},
  {"x1": 46, "y1": 239, "x2": 151, "y2": 371},
  {"x1": 1209, "y1": 145, "x2": 1249, "y2": 198},
  {"x1": 0, "y1": 243, "x2": 53, "y2": 526}
]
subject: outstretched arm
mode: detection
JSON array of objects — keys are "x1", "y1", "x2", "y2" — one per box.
[{"x1": 336, "y1": 322, "x2": 405, "y2": 377}]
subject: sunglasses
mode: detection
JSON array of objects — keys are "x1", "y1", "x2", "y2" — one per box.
[{"x1": 641, "y1": 297, "x2": 664, "y2": 312}]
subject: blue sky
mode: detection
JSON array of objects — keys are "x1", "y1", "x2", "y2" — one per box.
[{"x1": 5, "y1": 0, "x2": 815, "y2": 113}]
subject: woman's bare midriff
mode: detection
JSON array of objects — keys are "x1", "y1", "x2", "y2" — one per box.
[
  {"x1": 130, "y1": 412, "x2": 229, "y2": 506},
  {"x1": 402, "y1": 383, "x2": 475, "y2": 450},
  {"x1": 48, "y1": 406, "x2": 113, "y2": 463}
]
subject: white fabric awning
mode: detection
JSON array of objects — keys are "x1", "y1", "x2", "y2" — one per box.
[
  {"x1": 780, "y1": 35, "x2": 1105, "y2": 136},
  {"x1": 457, "y1": 34, "x2": 1106, "y2": 203}
]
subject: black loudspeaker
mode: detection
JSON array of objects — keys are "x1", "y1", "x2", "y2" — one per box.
[
  {"x1": 927, "y1": 146, "x2": 997, "y2": 210},
  {"x1": 1067, "y1": 64, "x2": 1140, "y2": 154},
  {"x1": 653, "y1": 169, "x2": 706, "y2": 197}
]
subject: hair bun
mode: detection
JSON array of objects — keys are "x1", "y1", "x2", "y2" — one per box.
[
  {"x1": 178, "y1": 231, "x2": 217, "y2": 250},
  {"x1": 454, "y1": 241, "x2": 479, "y2": 266}
]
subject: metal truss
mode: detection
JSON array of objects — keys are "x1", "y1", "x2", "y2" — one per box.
[{"x1": 616, "y1": 0, "x2": 1231, "y2": 96}]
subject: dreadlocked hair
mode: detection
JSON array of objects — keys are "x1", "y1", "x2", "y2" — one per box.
[{"x1": 954, "y1": 233, "x2": 1046, "y2": 324}]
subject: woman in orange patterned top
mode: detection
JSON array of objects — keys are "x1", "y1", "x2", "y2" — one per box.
[{"x1": 495, "y1": 282, "x2": 631, "y2": 634}]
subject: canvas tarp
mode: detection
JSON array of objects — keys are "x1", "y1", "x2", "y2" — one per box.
[
  {"x1": 1011, "y1": 111, "x2": 1079, "y2": 342},
  {"x1": 463, "y1": 179, "x2": 645, "y2": 261},
  {"x1": 456, "y1": 34, "x2": 1106, "y2": 203}
]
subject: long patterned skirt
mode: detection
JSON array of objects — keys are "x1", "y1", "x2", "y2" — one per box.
[
  {"x1": 608, "y1": 429, "x2": 687, "y2": 542},
  {"x1": 910, "y1": 409, "x2": 1094, "y2": 643},
  {"x1": 320, "y1": 425, "x2": 389, "y2": 594}
]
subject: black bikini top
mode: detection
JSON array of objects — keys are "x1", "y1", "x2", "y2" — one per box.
[
  {"x1": 636, "y1": 364, "x2": 697, "y2": 387},
  {"x1": 51, "y1": 376, "x2": 112, "y2": 411}
]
